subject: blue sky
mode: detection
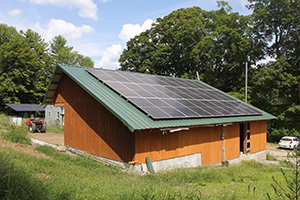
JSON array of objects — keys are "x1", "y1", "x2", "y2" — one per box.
[{"x1": 0, "y1": 0, "x2": 251, "y2": 70}]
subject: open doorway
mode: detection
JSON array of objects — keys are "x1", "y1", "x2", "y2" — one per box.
[
  {"x1": 240, "y1": 122, "x2": 250, "y2": 154},
  {"x1": 240, "y1": 123, "x2": 244, "y2": 152}
]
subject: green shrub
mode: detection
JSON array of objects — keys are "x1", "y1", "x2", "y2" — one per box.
[
  {"x1": 2, "y1": 125, "x2": 31, "y2": 145},
  {"x1": 46, "y1": 119, "x2": 63, "y2": 133},
  {"x1": 0, "y1": 113, "x2": 9, "y2": 127}
]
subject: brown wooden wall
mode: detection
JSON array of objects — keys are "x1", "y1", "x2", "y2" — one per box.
[
  {"x1": 54, "y1": 74, "x2": 135, "y2": 162},
  {"x1": 223, "y1": 123, "x2": 240, "y2": 161},
  {"x1": 134, "y1": 121, "x2": 267, "y2": 166},
  {"x1": 250, "y1": 120, "x2": 267, "y2": 154},
  {"x1": 134, "y1": 126, "x2": 222, "y2": 166}
]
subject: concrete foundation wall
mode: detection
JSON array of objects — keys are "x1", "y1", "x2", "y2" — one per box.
[
  {"x1": 136, "y1": 152, "x2": 202, "y2": 172},
  {"x1": 227, "y1": 150, "x2": 267, "y2": 165},
  {"x1": 60, "y1": 145, "x2": 266, "y2": 174},
  {"x1": 133, "y1": 150, "x2": 266, "y2": 173}
]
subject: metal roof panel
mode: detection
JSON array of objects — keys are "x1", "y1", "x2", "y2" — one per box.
[{"x1": 6, "y1": 104, "x2": 45, "y2": 112}]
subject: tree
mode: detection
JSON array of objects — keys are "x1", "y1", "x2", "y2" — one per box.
[
  {"x1": 0, "y1": 24, "x2": 51, "y2": 110},
  {"x1": 248, "y1": 0, "x2": 300, "y2": 104},
  {"x1": 21, "y1": 29, "x2": 54, "y2": 103},
  {"x1": 50, "y1": 35, "x2": 74, "y2": 65},
  {"x1": 248, "y1": 0, "x2": 300, "y2": 141},
  {"x1": 50, "y1": 35, "x2": 94, "y2": 67},
  {"x1": 119, "y1": 2, "x2": 263, "y2": 93}
]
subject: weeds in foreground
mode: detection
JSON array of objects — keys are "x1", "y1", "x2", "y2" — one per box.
[
  {"x1": 272, "y1": 150, "x2": 300, "y2": 200},
  {"x1": 1, "y1": 125, "x2": 31, "y2": 145},
  {"x1": 0, "y1": 143, "x2": 287, "y2": 199},
  {"x1": 0, "y1": 151, "x2": 68, "y2": 200},
  {"x1": 0, "y1": 113, "x2": 9, "y2": 126},
  {"x1": 266, "y1": 153, "x2": 277, "y2": 161},
  {"x1": 248, "y1": 173, "x2": 272, "y2": 199}
]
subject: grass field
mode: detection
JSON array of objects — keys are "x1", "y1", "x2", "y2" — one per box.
[
  {"x1": 0, "y1": 141, "x2": 289, "y2": 200},
  {"x1": 0, "y1": 117, "x2": 294, "y2": 199}
]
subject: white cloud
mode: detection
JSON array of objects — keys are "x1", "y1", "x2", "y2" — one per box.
[
  {"x1": 100, "y1": 0, "x2": 111, "y2": 3},
  {"x1": 256, "y1": 57, "x2": 276, "y2": 66},
  {"x1": 35, "y1": 19, "x2": 94, "y2": 41},
  {"x1": 8, "y1": 9, "x2": 22, "y2": 16},
  {"x1": 73, "y1": 42, "x2": 104, "y2": 57},
  {"x1": 240, "y1": 0, "x2": 248, "y2": 8},
  {"x1": 29, "y1": 0, "x2": 98, "y2": 20},
  {"x1": 118, "y1": 19, "x2": 154, "y2": 42},
  {"x1": 97, "y1": 19, "x2": 154, "y2": 70},
  {"x1": 95, "y1": 44, "x2": 123, "y2": 69}
]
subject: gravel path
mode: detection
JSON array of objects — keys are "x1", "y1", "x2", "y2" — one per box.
[
  {"x1": 267, "y1": 143, "x2": 290, "y2": 157},
  {"x1": 29, "y1": 132, "x2": 64, "y2": 146}
]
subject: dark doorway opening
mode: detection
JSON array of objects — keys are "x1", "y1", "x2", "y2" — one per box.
[{"x1": 240, "y1": 123, "x2": 244, "y2": 152}]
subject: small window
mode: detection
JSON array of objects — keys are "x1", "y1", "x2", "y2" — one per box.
[
  {"x1": 57, "y1": 112, "x2": 60, "y2": 118},
  {"x1": 49, "y1": 111, "x2": 51, "y2": 117}
]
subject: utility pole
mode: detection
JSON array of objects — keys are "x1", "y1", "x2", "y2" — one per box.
[
  {"x1": 245, "y1": 59, "x2": 248, "y2": 103},
  {"x1": 196, "y1": 71, "x2": 200, "y2": 81}
]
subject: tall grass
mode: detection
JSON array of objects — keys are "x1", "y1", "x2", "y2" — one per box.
[
  {"x1": 0, "y1": 113, "x2": 9, "y2": 127},
  {"x1": 0, "y1": 150, "x2": 68, "y2": 200},
  {"x1": 1, "y1": 125, "x2": 31, "y2": 145},
  {"x1": 0, "y1": 144, "x2": 285, "y2": 199}
]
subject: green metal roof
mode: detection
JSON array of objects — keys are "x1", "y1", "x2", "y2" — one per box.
[{"x1": 45, "y1": 64, "x2": 276, "y2": 132}]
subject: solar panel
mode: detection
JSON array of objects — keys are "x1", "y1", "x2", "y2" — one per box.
[
  {"x1": 86, "y1": 68, "x2": 263, "y2": 119},
  {"x1": 6, "y1": 104, "x2": 45, "y2": 112}
]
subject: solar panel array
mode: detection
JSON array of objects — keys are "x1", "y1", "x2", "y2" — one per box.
[{"x1": 86, "y1": 68, "x2": 262, "y2": 119}]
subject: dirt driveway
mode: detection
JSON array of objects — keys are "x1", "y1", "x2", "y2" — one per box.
[
  {"x1": 30, "y1": 132, "x2": 64, "y2": 146},
  {"x1": 267, "y1": 143, "x2": 289, "y2": 157},
  {"x1": 266, "y1": 143, "x2": 299, "y2": 164}
]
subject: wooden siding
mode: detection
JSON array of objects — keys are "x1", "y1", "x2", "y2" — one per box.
[
  {"x1": 134, "y1": 121, "x2": 268, "y2": 166},
  {"x1": 54, "y1": 74, "x2": 135, "y2": 162},
  {"x1": 250, "y1": 120, "x2": 267, "y2": 153},
  {"x1": 223, "y1": 123, "x2": 240, "y2": 161},
  {"x1": 134, "y1": 126, "x2": 223, "y2": 166}
]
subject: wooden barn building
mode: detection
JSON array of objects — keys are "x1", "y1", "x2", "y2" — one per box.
[{"x1": 44, "y1": 64, "x2": 275, "y2": 172}]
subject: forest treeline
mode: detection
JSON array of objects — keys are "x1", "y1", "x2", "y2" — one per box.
[
  {"x1": 0, "y1": 25, "x2": 93, "y2": 112},
  {"x1": 1, "y1": 1, "x2": 299, "y2": 141}
]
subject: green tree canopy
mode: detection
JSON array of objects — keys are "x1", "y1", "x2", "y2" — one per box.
[
  {"x1": 0, "y1": 24, "x2": 52, "y2": 109},
  {"x1": 119, "y1": 3, "x2": 263, "y2": 92},
  {"x1": 0, "y1": 24, "x2": 95, "y2": 111},
  {"x1": 248, "y1": 0, "x2": 300, "y2": 141},
  {"x1": 50, "y1": 35, "x2": 94, "y2": 67}
]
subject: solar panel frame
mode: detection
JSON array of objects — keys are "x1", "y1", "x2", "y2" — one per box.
[{"x1": 86, "y1": 68, "x2": 263, "y2": 120}]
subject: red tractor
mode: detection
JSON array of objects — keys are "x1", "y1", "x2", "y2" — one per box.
[{"x1": 26, "y1": 118, "x2": 46, "y2": 133}]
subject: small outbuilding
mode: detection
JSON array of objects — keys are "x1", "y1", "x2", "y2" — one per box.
[
  {"x1": 6, "y1": 103, "x2": 45, "y2": 126},
  {"x1": 44, "y1": 64, "x2": 275, "y2": 171}
]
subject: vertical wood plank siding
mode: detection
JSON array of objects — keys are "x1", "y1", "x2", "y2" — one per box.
[
  {"x1": 55, "y1": 75, "x2": 135, "y2": 162},
  {"x1": 134, "y1": 126, "x2": 222, "y2": 166},
  {"x1": 223, "y1": 123, "x2": 240, "y2": 161},
  {"x1": 250, "y1": 120, "x2": 267, "y2": 153},
  {"x1": 134, "y1": 121, "x2": 267, "y2": 166}
]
